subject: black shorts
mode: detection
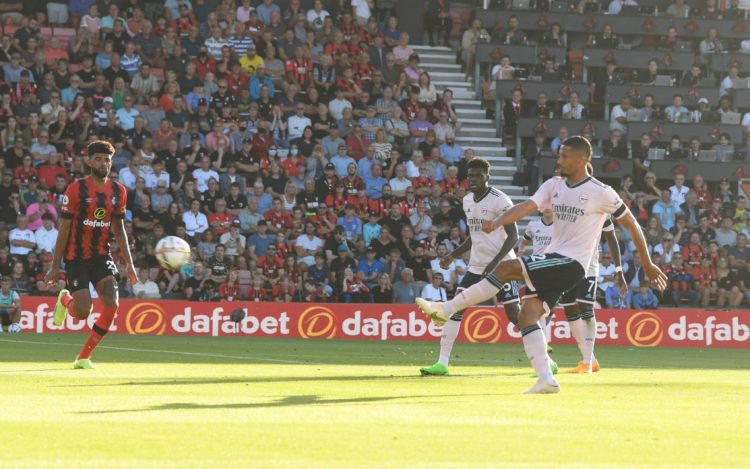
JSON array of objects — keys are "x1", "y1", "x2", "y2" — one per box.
[
  {"x1": 519, "y1": 253, "x2": 585, "y2": 313},
  {"x1": 559, "y1": 276, "x2": 597, "y2": 307},
  {"x1": 451, "y1": 271, "x2": 519, "y2": 321},
  {"x1": 0, "y1": 308, "x2": 11, "y2": 326},
  {"x1": 64, "y1": 255, "x2": 119, "y2": 293}
]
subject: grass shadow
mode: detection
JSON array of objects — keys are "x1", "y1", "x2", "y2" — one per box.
[{"x1": 78, "y1": 393, "x2": 505, "y2": 414}]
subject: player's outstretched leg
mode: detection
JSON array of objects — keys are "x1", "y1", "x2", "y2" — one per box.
[
  {"x1": 518, "y1": 298, "x2": 559, "y2": 394},
  {"x1": 74, "y1": 277, "x2": 119, "y2": 369},
  {"x1": 416, "y1": 260, "x2": 524, "y2": 323}
]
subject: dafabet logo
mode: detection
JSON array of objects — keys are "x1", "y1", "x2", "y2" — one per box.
[
  {"x1": 626, "y1": 311, "x2": 663, "y2": 347},
  {"x1": 298, "y1": 306, "x2": 337, "y2": 339},
  {"x1": 126, "y1": 302, "x2": 166, "y2": 335},
  {"x1": 462, "y1": 309, "x2": 503, "y2": 343}
]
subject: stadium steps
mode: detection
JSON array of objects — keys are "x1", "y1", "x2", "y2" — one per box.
[{"x1": 414, "y1": 44, "x2": 532, "y2": 232}]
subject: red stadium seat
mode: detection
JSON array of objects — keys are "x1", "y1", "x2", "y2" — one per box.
[{"x1": 40, "y1": 27, "x2": 53, "y2": 39}]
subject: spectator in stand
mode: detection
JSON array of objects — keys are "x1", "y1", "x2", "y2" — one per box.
[
  {"x1": 632, "y1": 284, "x2": 659, "y2": 309},
  {"x1": 668, "y1": 253, "x2": 700, "y2": 306},
  {"x1": 392, "y1": 268, "x2": 418, "y2": 304}
]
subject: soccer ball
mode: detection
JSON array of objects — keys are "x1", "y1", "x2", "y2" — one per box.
[{"x1": 155, "y1": 236, "x2": 192, "y2": 271}]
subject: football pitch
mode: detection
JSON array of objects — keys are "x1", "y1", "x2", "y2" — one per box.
[{"x1": 1, "y1": 334, "x2": 748, "y2": 468}]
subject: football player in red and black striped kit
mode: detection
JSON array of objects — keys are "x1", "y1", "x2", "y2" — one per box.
[{"x1": 44, "y1": 140, "x2": 138, "y2": 369}]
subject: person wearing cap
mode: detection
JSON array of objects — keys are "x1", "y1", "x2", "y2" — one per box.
[
  {"x1": 330, "y1": 243, "x2": 357, "y2": 288},
  {"x1": 362, "y1": 210, "x2": 383, "y2": 247},
  {"x1": 316, "y1": 163, "x2": 338, "y2": 199},
  {"x1": 151, "y1": 178, "x2": 174, "y2": 214},
  {"x1": 94, "y1": 97, "x2": 115, "y2": 127},
  {"x1": 692, "y1": 98, "x2": 718, "y2": 124},
  {"x1": 219, "y1": 218, "x2": 247, "y2": 259}
]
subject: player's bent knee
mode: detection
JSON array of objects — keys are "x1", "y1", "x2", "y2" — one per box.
[
  {"x1": 518, "y1": 298, "x2": 545, "y2": 328},
  {"x1": 493, "y1": 259, "x2": 523, "y2": 282}
]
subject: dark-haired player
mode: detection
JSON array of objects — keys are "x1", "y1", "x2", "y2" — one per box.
[
  {"x1": 419, "y1": 158, "x2": 532, "y2": 376},
  {"x1": 44, "y1": 140, "x2": 138, "y2": 369},
  {"x1": 417, "y1": 136, "x2": 667, "y2": 393}
]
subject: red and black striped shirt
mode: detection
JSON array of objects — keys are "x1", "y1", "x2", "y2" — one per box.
[{"x1": 60, "y1": 177, "x2": 127, "y2": 262}]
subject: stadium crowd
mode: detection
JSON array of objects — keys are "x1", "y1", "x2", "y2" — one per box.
[{"x1": 0, "y1": 0, "x2": 748, "y2": 312}]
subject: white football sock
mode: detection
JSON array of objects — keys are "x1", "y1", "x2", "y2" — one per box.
[
  {"x1": 438, "y1": 319, "x2": 461, "y2": 367},
  {"x1": 537, "y1": 319, "x2": 548, "y2": 344},
  {"x1": 445, "y1": 278, "x2": 500, "y2": 315},
  {"x1": 582, "y1": 315, "x2": 597, "y2": 365},
  {"x1": 568, "y1": 318, "x2": 585, "y2": 358},
  {"x1": 523, "y1": 328, "x2": 555, "y2": 384}
]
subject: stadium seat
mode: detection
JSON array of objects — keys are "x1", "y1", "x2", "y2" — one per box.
[{"x1": 40, "y1": 27, "x2": 53, "y2": 39}]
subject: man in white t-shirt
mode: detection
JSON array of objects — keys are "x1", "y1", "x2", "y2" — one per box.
[
  {"x1": 34, "y1": 213, "x2": 58, "y2": 254},
  {"x1": 219, "y1": 220, "x2": 247, "y2": 259},
  {"x1": 295, "y1": 221, "x2": 325, "y2": 266},
  {"x1": 287, "y1": 103, "x2": 312, "y2": 140},
  {"x1": 417, "y1": 136, "x2": 667, "y2": 394},
  {"x1": 192, "y1": 156, "x2": 220, "y2": 192},
  {"x1": 668, "y1": 173, "x2": 689, "y2": 206},
  {"x1": 421, "y1": 272, "x2": 448, "y2": 302},
  {"x1": 351, "y1": 0, "x2": 372, "y2": 24},
  {"x1": 328, "y1": 87, "x2": 352, "y2": 120},
  {"x1": 9, "y1": 215, "x2": 36, "y2": 257},
  {"x1": 306, "y1": 0, "x2": 329, "y2": 29},
  {"x1": 609, "y1": 96, "x2": 631, "y2": 134}
]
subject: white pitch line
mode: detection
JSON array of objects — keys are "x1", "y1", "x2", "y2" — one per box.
[{"x1": 0, "y1": 338, "x2": 313, "y2": 365}]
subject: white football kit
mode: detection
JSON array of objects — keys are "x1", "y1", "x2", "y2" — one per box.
[
  {"x1": 463, "y1": 187, "x2": 516, "y2": 275},
  {"x1": 523, "y1": 218, "x2": 553, "y2": 256},
  {"x1": 529, "y1": 176, "x2": 626, "y2": 272}
]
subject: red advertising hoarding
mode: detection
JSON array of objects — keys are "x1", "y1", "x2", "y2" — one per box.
[{"x1": 17, "y1": 298, "x2": 750, "y2": 348}]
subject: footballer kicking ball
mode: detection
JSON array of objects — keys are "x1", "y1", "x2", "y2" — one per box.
[{"x1": 155, "y1": 236, "x2": 192, "y2": 271}]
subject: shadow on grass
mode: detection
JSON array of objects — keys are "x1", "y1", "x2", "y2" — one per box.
[
  {"x1": 77, "y1": 393, "x2": 503, "y2": 414},
  {"x1": 52, "y1": 372, "x2": 517, "y2": 388}
]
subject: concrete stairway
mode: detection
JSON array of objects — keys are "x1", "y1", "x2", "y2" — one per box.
[{"x1": 412, "y1": 45, "x2": 533, "y2": 233}]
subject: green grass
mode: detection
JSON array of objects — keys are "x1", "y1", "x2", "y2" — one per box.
[{"x1": 1, "y1": 334, "x2": 749, "y2": 468}]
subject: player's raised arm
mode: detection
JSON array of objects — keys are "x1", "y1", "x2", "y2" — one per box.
[
  {"x1": 615, "y1": 208, "x2": 668, "y2": 291},
  {"x1": 482, "y1": 200, "x2": 538, "y2": 233},
  {"x1": 484, "y1": 221, "x2": 518, "y2": 275}
]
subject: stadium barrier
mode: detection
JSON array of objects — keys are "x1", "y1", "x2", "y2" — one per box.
[{"x1": 18, "y1": 298, "x2": 750, "y2": 348}]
